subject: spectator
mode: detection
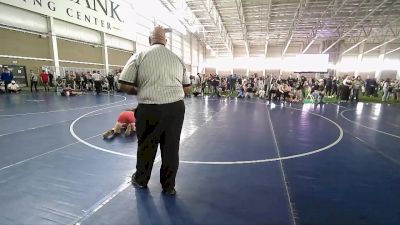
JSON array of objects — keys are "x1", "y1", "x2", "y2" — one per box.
[
  {"x1": 268, "y1": 80, "x2": 278, "y2": 101},
  {"x1": 30, "y1": 70, "x2": 39, "y2": 92},
  {"x1": 236, "y1": 82, "x2": 245, "y2": 98},
  {"x1": 351, "y1": 76, "x2": 362, "y2": 102},
  {"x1": 192, "y1": 73, "x2": 202, "y2": 97},
  {"x1": 0, "y1": 81, "x2": 5, "y2": 93},
  {"x1": 1, "y1": 68, "x2": 13, "y2": 94},
  {"x1": 48, "y1": 71, "x2": 54, "y2": 87},
  {"x1": 107, "y1": 73, "x2": 115, "y2": 92},
  {"x1": 244, "y1": 82, "x2": 254, "y2": 98},
  {"x1": 312, "y1": 79, "x2": 325, "y2": 104},
  {"x1": 276, "y1": 81, "x2": 284, "y2": 101},
  {"x1": 282, "y1": 82, "x2": 291, "y2": 102},
  {"x1": 382, "y1": 78, "x2": 391, "y2": 102},
  {"x1": 92, "y1": 70, "x2": 102, "y2": 95},
  {"x1": 332, "y1": 77, "x2": 338, "y2": 97},
  {"x1": 114, "y1": 70, "x2": 120, "y2": 91},
  {"x1": 7, "y1": 80, "x2": 21, "y2": 93},
  {"x1": 394, "y1": 80, "x2": 400, "y2": 102},
  {"x1": 211, "y1": 74, "x2": 220, "y2": 97},
  {"x1": 298, "y1": 76, "x2": 307, "y2": 100},
  {"x1": 325, "y1": 76, "x2": 333, "y2": 97},
  {"x1": 341, "y1": 75, "x2": 352, "y2": 102},
  {"x1": 74, "y1": 73, "x2": 81, "y2": 90},
  {"x1": 40, "y1": 70, "x2": 50, "y2": 92}
]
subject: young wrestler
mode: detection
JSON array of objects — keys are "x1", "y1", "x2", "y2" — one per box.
[{"x1": 103, "y1": 108, "x2": 136, "y2": 139}]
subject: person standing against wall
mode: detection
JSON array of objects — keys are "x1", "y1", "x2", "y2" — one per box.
[
  {"x1": 40, "y1": 70, "x2": 49, "y2": 92},
  {"x1": 1, "y1": 68, "x2": 13, "y2": 94},
  {"x1": 92, "y1": 70, "x2": 102, "y2": 95},
  {"x1": 107, "y1": 73, "x2": 115, "y2": 92},
  {"x1": 30, "y1": 70, "x2": 38, "y2": 92},
  {"x1": 119, "y1": 26, "x2": 190, "y2": 195},
  {"x1": 114, "y1": 70, "x2": 121, "y2": 91},
  {"x1": 48, "y1": 71, "x2": 54, "y2": 87}
]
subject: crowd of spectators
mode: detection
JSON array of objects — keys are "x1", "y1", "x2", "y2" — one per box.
[
  {"x1": 1, "y1": 66, "x2": 400, "y2": 103},
  {"x1": 55, "y1": 69, "x2": 122, "y2": 95},
  {"x1": 0, "y1": 68, "x2": 21, "y2": 94},
  {"x1": 0, "y1": 67, "x2": 124, "y2": 96},
  {"x1": 189, "y1": 73, "x2": 400, "y2": 103}
]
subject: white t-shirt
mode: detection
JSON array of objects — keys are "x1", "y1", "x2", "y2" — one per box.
[
  {"x1": 92, "y1": 73, "x2": 101, "y2": 81},
  {"x1": 8, "y1": 83, "x2": 20, "y2": 91},
  {"x1": 31, "y1": 73, "x2": 38, "y2": 82},
  {"x1": 383, "y1": 81, "x2": 389, "y2": 89}
]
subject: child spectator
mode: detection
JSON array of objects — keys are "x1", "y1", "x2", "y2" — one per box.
[{"x1": 7, "y1": 80, "x2": 21, "y2": 93}]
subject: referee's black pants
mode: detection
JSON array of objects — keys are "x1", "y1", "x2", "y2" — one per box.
[{"x1": 134, "y1": 100, "x2": 185, "y2": 191}]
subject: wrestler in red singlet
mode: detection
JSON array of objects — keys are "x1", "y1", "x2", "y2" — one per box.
[{"x1": 117, "y1": 111, "x2": 135, "y2": 125}]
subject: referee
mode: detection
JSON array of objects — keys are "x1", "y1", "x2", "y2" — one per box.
[{"x1": 119, "y1": 26, "x2": 191, "y2": 195}]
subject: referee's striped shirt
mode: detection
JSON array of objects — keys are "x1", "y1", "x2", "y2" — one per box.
[{"x1": 119, "y1": 44, "x2": 190, "y2": 104}]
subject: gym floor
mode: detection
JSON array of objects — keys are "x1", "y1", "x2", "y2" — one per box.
[{"x1": 0, "y1": 93, "x2": 399, "y2": 225}]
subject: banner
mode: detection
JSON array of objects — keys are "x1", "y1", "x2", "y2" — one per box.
[{"x1": 0, "y1": 0, "x2": 136, "y2": 40}]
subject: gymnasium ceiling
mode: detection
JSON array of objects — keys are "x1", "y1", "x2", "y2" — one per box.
[{"x1": 160, "y1": 0, "x2": 400, "y2": 56}]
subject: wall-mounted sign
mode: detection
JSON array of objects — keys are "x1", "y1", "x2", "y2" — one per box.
[{"x1": 0, "y1": 0, "x2": 137, "y2": 41}]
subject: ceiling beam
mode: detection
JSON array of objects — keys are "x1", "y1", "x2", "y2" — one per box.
[
  {"x1": 385, "y1": 46, "x2": 400, "y2": 55},
  {"x1": 342, "y1": 38, "x2": 367, "y2": 55},
  {"x1": 330, "y1": 0, "x2": 369, "y2": 38},
  {"x1": 363, "y1": 36, "x2": 399, "y2": 55},
  {"x1": 264, "y1": 0, "x2": 272, "y2": 57},
  {"x1": 282, "y1": 0, "x2": 307, "y2": 55},
  {"x1": 341, "y1": 16, "x2": 400, "y2": 55},
  {"x1": 234, "y1": 0, "x2": 249, "y2": 56},
  {"x1": 303, "y1": 0, "x2": 347, "y2": 53},
  {"x1": 302, "y1": 39, "x2": 315, "y2": 53},
  {"x1": 322, "y1": 0, "x2": 391, "y2": 53},
  {"x1": 186, "y1": 0, "x2": 233, "y2": 55}
]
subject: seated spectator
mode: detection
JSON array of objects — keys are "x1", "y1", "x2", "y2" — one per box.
[
  {"x1": 282, "y1": 83, "x2": 291, "y2": 101},
  {"x1": 236, "y1": 82, "x2": 245, "y2": 98},
  {"x1": 245, "y1": 82, "x2": 254, "y2": 98},
  {"x1": 276, "y1": 82, "x2": 284, "y2": 101},
  {"x1": 0, "y1": 81, "x2": 6, "y2": 93},
  {"x1": 7, "y1": 80, "x2": 21, "y2": 93},
  {"x1": 256, "y1": 89, "x2": 266, "y2": 98}
]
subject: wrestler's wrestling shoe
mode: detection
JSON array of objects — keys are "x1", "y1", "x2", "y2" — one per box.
[
  {"x1": 125, "y1": 124, "x2": 132, "y2": 136},
  {"x1": 102, "y1": 129, "x2": 115, "y2": 139}
]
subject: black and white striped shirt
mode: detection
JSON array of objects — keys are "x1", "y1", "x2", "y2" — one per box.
[{"x1": 119, "y1": 44, "x2": 190, "y2": 104}]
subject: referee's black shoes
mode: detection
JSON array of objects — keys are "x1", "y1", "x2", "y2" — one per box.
[
  {"x1": 162, "y1": 189, "x2": 177, "y2": 196},
  {"x1": 131, "y1": 174, "x2": 147, "y2": 189}
]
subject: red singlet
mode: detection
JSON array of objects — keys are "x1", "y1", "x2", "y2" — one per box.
[{"x1": 117, "y1": 111, "x2": 135, "y2": 124}]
